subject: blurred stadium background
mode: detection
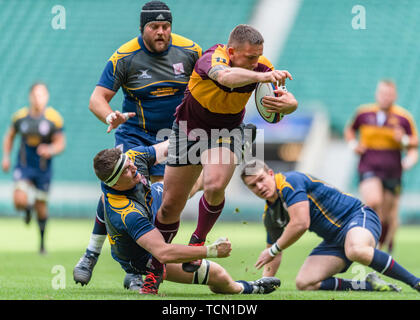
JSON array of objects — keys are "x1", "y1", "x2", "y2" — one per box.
[{"x1": 1, "y1": 0, "x2": 419, "y2": 225}]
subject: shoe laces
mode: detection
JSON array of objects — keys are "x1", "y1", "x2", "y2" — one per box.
[
  {"x1": 141, "y1": 271, "x2": 162, "y2": 294},
  {"x1": 78, "y1": 254, "x2": 96, "y2": 269}
]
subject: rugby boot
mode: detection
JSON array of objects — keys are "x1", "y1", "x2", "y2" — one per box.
[
  {"x1": 73, "y1": 251, "x2": 98, "y2": 286},
  {"x1": 123, "y1": 273, "x2": 144, "y2": 291},
  {"x1": 139, "y1": 266, "x2": 165, "y2": 295},
  {"x1": 182, "y1": 235, "x2": 205, "y2": 273},
  {"x1": 248, "y1": 277, "x2": 281, "y2": 294},
  {"x1": 365, "y1": 272, "x2": 401, "y2": 292}
]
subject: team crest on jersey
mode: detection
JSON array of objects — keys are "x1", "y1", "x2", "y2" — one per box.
[
  {"x1": 20, "y1": 121, "x2": 29, "y2": 134},
  {"x1": 172, "y1": 62, "x2": 185, "y2": 76},
  {"x1": 39, "y1": 120, "x2": 51, "y2": 136},
  {"x1": 138, "y1": 69, "x2": 152, "y2": 79}
]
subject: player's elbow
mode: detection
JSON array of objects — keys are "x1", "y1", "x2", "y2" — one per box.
[
  {"x1": 216, "y1": 70, "x2": 238, "y2": 89},
  {"x1": 88, "y1": 93, "x2": 99, "y2": 113},
  {"x1": 151, "y1": 245, "x2": 173, "y2": 264}
]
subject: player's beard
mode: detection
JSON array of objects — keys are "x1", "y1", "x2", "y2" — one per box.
[{"x1": 144, "y1": 35, "x2": 170, "y2": 53}]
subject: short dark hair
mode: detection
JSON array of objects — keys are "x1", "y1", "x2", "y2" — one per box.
[
  {"x1": 227, "y1": 24, "x2": 264, "y2": 48},
  {"x1": 93, "y1": 148, "x2": 122, "y2": 182}
]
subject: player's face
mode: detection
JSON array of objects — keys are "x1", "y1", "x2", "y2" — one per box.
[
  {"x1": 376, "y1": 82, "x2": 397, "y2": 110},
  {"x1": 115, "y1": 159, "x2": 141, "y2": 190},
  {"x1": 243, "y1": 169, "x2": 277, "y2": 200},
  {"x1": 228, "y1": 42, "x2": 263, "y2": 70},
  {"x1": 142, "y1": 21, "x2": 172, "y2": 53},
  {"x1": 29, "y1": 84, "x2": 49, "y2": 112}
]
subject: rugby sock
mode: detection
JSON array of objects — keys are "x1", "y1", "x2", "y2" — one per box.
[
  {"x1": 369, "y1": 248, "x2": 420, "y2": 287},
  {"x1": 154, "y1": 217, "x2": 180, "y2": 243},
  {"x1": 92, "y1": 197, "x2": 107, "y2": 236},
  {"x1": 37, "y1": 217, "x2": 47, "y2": 252},
  {"x1": 192, "y1": 195, "x2": 224, "y2": 241},
  {"x1": 235, "y1": 280, "x2": 253, "y2": 294},
  {"x1": 320, "y1": 277, "x2": 373, "y2": 291}
]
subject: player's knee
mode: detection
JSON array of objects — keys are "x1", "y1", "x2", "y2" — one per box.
[
  {"x1": 345, "y1": 245, "x2": 367, "y2": 263},
  {"x1": 13, "y1": 191, "x2": 28, "y2": 209},
  {"x1": 159, "y1": 200, "x2": 184, "y2": 220},
  {"x1": 295, "y1": 276, "x2": 313, "y2": 291},
  {"x1": 212, "y1": 268, "x2": 230, "y2": 285}
]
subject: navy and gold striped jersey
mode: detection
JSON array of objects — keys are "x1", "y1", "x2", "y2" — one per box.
[
  {"x1": 12, "y1": 106, "x2": 64, "y2": 171},
  {"x1": 275, "y1": 172, "x2": 364, "y2": 242},
  {"x1": 97, "y1": 33, "x2": 202, "y2": 135},
  {"x1": 101, "y1": 145, "x2": 157, "y2": 272}
]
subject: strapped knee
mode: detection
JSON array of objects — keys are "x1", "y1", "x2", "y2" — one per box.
[{"x1": 192, "y1": 259, "x2": 210, "y2": 285}]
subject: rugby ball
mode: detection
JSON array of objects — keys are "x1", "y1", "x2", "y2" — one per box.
[{"x1": 254, "y1": 82, "x2": 284, "y2": 123}]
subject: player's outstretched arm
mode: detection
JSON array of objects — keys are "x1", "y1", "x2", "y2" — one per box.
[
  {"x1": 208, "y1": 65, "x2": 292, "y2": 89},
  {"x1": 152, "y1": 140, "x2": 169, "y2": 165},
  {"x1": 137, "y1": 229, "x2": 231, "y2": 264},
  {"x1": 255, "y1": 201, "x2": 309, "y2": 269},
  {"x1": 89, "y1": 86, "x2": 135, "y2": 133}
]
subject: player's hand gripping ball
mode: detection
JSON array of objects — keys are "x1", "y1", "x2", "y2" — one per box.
[{"x1": 255, "y1": 82, "x2": 285, "y2": 123}]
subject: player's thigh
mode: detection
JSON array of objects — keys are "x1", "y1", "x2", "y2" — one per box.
[
  {"x1": 296, "y1": 255, "x2": 347, "y2": 289},
  {"x1": 165, "y1": 264, "x2": 194, "y2": 284},
  {"x1": 359, "y1": 176, "x2": 383, "y2": 208},
  {"x1": 201, "y1": 148, "x2": 237, "y2": 191},
  {"x1": 344, "y1": 227, "x2": 376, "y2": 264},
  {"x1": 161, "y1": 165, "x2": 202, "y2": 207}
]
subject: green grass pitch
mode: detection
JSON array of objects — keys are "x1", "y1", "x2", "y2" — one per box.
[{"x1": 0, "y1": 217, "x2": 419, "y2": 300}]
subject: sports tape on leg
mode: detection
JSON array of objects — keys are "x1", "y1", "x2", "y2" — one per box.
[{"x1": 192, "y1": 259, "x2": 210, "y2": 284}]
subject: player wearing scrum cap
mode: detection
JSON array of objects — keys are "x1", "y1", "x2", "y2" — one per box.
[
  {"x1": 74, "y1": 1, "x2": 202, "y2": 287},
  {"x1": 91, "y1": 141, "x2": 281, "y2": 295}
]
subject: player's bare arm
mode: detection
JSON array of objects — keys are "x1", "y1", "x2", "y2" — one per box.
[
  {"x1": 1, "y1": 127, "x2": 16, "y2": 172},
  {"x1": 89, "y1": 86, "x2": 136, "y2": 133},
  {"x1": 152, "y1": 140, "x2": 170, "y2": 165},
  {"x1": 344, "y1": 125, "x2": 366, "y2": 155},
  {"x1": 137, "y1": 229, "x2": 231, "y2": 264},
  {"x1": 37, "y1": 132, "x2": 66, "y2": 159},
  {"x1": 209, "y1": 65, "x2": 292, "y2": 89},
  {"x1": 255, "y1": 201, "x2": 310, "y2": 269}
]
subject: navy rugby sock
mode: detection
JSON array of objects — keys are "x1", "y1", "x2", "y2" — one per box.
[
  {"x1": 236, "y1": 280, "x2": 253, "y2": 294},
  {"x1": 320, "y1": 277, "x2": 373, "y2": 291},
  {"x1": 92, "y1": 197, "x2": 107, "y2": 235},
  {"x1": 38, "y1": 217, "x2": 47, "y2": 251},
  {"x1": 369, "y1": 248, "x2": 420, "y2": 287}
]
